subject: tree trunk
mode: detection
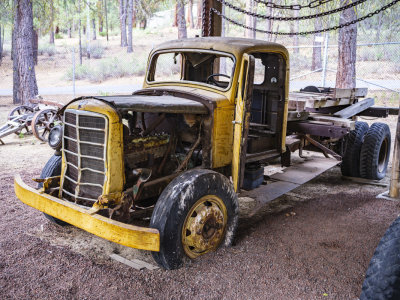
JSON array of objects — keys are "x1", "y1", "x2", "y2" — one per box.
[
  {"x1": 245, "y1": 0, "x2": 256, "y2": 39},
  {"x1": 32, "y1": 29, "x2": 38, "y2": 65},
  {"x1": 265, "y1": 2, "x2": 273, "y2": 41},
  {"x1": 177, "y1": 1, "x2": 187, "y2": 39},
  {"x1": 196, "y1": 0, "x2": 202, "y2": 29},
  {"x1": 119, "y1": 0, "x2": 127, "y2": 47},
  {"x1": 293, "y1": 8, "x2": 299, "y2": 54},
  {"x1": 97, "y1": 0, "x2": 103, "y2": 32},
  {"x1": 0, "y1": 24, "x2": 3, "y2": 65},
  {"x1": 86, "y1": 1, "x2": 91, "y2": 58},
  {"x1": 1, "y1": 26, "x2": 4, "y2": 59},
  {"x1": 15, "y1": 0, "x2": 38, "y2": 105},
  {"x1": 139, "y1": 19, "x2": 147, "y2": 30},
  {"x1": 92, "y1": 18, "x2": 96, "y2": 40},
  {"x1": 173, "y1": 4, "x2": 178, "y2": 27},
  {"x1": 78, "y1": 0, "x2": 83, "y2": 65},
  {"x1": 132, "y1": 0, "x2": 136, "y2": 28},
  {"x1": 49, "y1": 0, "x2": 55, "y2": 44},
  {"x1": 187, "y1": 0, "x2": 194, "y2": 29},
  {"x1": 335, "y1": 0, "x2": 357, "y2": 89},
  {"x1": 104, "y1": 0, "x2": 109, "y2": 41},
  {"x1": 311, "y1": 18, "x2": 322, "y2": 71},
  {"x1": 375, "y1": 12, "x2": 382, "y2": 43},
  {"x1": 12, "y1": 0, "x2": 19, "y2": 103},
  {"x1": 127, "y1": 0, "x2": 133, "y2": 53}
]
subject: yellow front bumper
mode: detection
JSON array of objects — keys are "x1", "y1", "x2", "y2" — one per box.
[{"x1": 14, "y1": 175, "x2": 160, "y2": 252}]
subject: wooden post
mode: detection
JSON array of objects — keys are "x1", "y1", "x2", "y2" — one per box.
[
  {"x1": 201, "y1": 0, "x2": 222, "y2": 37},
  {"x1": 389, "y1": 102, "x2": 400, "y2": 198}
]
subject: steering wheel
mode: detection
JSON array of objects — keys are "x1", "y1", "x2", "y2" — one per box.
[{"x1": 206, "y1": 73, "x2": 231, "y2": 87}]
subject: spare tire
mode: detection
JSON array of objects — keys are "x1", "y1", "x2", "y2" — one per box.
[
  {"x1": 360, "y1": 216, "x2": 400, "y2": 300},
  {"x1": 341, "y1": 121, "x2": 369, "y2": 177},
  {"x1": 360, "y1": 122, "x2": 391, "y2": 180}
]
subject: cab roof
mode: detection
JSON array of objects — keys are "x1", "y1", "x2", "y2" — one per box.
[{"x1": 151, "y1": 37, "x2": 289, "y2": 59}]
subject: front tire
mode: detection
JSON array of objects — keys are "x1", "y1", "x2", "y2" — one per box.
[
  {"x1": 150, "y1": 169, "x2": 239, "y2": 270},
  {"x1": 39, "y1": 155, "x2": 69, "y2": 226},
  {"x1": 360, "y1": 216, "x2": 400, "y2": 300}
]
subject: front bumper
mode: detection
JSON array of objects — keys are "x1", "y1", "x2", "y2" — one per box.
[{"x1": 14, "y1": 175, "x2": 160, "y2": 252}]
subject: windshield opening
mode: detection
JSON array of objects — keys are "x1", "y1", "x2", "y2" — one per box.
[{"x1": 148, "y1": 50, "x2": 235, "y2": 90}]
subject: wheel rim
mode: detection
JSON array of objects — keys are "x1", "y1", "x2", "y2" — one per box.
[
  {"x1": 8, "y1": 105, "x2": 34, "y2": 121},
  {"x1": 32, "y1": 109, "x2": 60, "y2": 142},
  {"x1": 182, "y1": 195, "x2": 227, "y2": 259},
  {"x1": 378, "y1": 137, "x2": 389, "y2": 173}
]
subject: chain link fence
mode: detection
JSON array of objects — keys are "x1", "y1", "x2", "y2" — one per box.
[{"x1": 0, "y1": 4, "x2": 399, "y2": 106}]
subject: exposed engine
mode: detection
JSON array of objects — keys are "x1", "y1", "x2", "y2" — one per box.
[{"x1": 121, "y1": 111, "x2": 203, "y2": 199}]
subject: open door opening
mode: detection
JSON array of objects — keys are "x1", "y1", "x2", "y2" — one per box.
[{"x1": 232, "y1": 54, "x2": 255, "y2": 192}]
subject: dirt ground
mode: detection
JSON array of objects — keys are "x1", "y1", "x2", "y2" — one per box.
[{"x1": 1, "y1": 98, "x2": 400, "y2": 299}]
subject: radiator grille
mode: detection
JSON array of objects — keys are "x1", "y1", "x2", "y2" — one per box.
[{"x1": 61, "y1": 109, "x2": 107, "y2": 206}]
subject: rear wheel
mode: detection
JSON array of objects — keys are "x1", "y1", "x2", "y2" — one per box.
[
  {"x1": 360, "y1": 216, "x2": 400, "y2": 300},
  {"x1": 360, "y1": 123, "x2": 391, "y2": 180},
  {"x1": 150, "y1": 169, "x2": 238, "y2": 269},
  {"x1": 39, "y1": 155, "x2": 68, "y2": 226},
  {"x1": 341, "y1": 121, "x2": 369, "y2": 177}
]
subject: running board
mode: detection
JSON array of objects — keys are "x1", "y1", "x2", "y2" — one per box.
[{"x1": 239, "y1": 156, "x2": 339, "y2": 216}]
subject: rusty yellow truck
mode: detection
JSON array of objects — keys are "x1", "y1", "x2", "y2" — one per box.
[{"x1": 15, "y1": 37, "x2": 391, "y2": 269}]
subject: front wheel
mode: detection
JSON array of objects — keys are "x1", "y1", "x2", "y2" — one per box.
[
  {"x1": 39, "y1": 155, "x2": 69, "y2": 226},
  {"x1": 150, "y1": 169, "x2": 239, "y2": 269}
]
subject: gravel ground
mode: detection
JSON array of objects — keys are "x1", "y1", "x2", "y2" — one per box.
[{"x1": 1, "y1": 101, "x2": 400, "y2": 299}]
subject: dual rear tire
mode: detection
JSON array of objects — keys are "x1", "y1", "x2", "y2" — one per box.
[{"x1": 341, "y1": 122, "x2": 391, "y2": 180}]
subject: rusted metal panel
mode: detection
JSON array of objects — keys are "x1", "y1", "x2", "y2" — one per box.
[
  {"x1": 358, "y1": 107, "x2": 396, "y2": 117},
  {"x1": 333, "y1": 87, "x2": 368, "y2": 99},
  {"x1": 287, "y1": 111, "x2": 309, "y2": 121},
  {"x1": 95, "y1": 95, "x2": 209, "y2": 114},
  {"x1": 287, "y1": 121, "x2": 351, "y2": 139},
  {"x1": 241, "y1": 181, "x2": 300, "y2": 213},
  {"x1": 239, "y1": 156, "x2": 339, "y2": 214},
  {"x1": 308, "y1": 115, "x2": 355, "y2": 130},
  {"x1": 333, "y1": 97, "x2": 374, "y2": 119},
  {"x1": 269, "y1": 156, "x2": 339, "y2": 185}
]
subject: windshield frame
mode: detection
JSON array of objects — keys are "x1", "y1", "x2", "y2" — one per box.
[{"x1": 146, "y1": 48, "x2": 237, "y2": 92}]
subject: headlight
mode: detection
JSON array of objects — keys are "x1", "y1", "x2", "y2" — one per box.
[{"x1": 48, "y1": 125, "x2": 63, "y2": 150}]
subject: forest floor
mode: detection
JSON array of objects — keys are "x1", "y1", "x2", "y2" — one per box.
[{"x1": 1, "y1": 97, "x2": 399, "y2": 299}]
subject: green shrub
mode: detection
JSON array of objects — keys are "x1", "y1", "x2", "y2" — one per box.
[
  {"x1": 99, "y1": 31, "x2": 107, "y2": 37},
  {"x1": 55, "y1": 33, "x2": 63, "y2": 39},
  {"x1": 81, "y1": 42, "x2": 105, "y2": 59},
  {"x1": 65, "y1": 58, "x2": 136, "y2": 83},
  {"x1": 65, "y1": 64, "x2": 91, "y2": 80},
  {"x1": 90, "y1": 42, "x2": 105, "y2": 59},
  {"x1": 131, "y1": 55, "x2": 147, "y2": 76},
  {"x1": 290, "y1": 54, "x2": 309, "y2": 70},
  {"x1": 38, "y1": 43, "x2": 56, "y2": 56}
]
